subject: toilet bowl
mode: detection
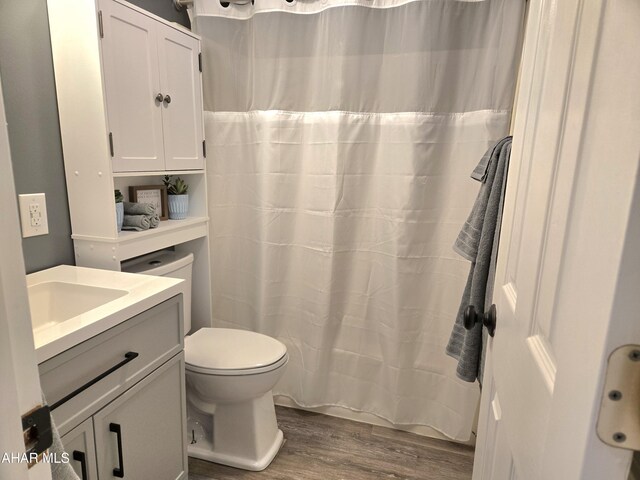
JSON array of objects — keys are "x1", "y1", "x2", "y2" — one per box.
[{"x1": 122, "y1": 251, "x2": 288, "y2": 471}]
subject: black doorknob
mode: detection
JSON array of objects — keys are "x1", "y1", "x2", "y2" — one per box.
[
  {"x1": 463, "y1": 304, "x2": 497, "y2": 337},
  {"x1": 163, "y1": 94, "x2": 172, "y2": 104}
]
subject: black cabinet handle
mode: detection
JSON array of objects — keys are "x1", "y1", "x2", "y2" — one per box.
[
  {"x1": 155, "y1": 93, "x2": 163, "y2": 102},
  {"x1": 72, "y1": 450, "x2": 88, "y2": 480},
  {"x1": 163, "y1": 94, "x2": 171, "y2": 104},
  {"x1": 50, "y1": 352, "x2": 139, "y2": 411},
  {"x1": 109, "y1": 423, "x2": 125, "y2": 478}
]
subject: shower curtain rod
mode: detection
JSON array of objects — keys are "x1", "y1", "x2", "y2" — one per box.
[{"x1": 174, "y1": 0, "x2": 287, "y2": 10}]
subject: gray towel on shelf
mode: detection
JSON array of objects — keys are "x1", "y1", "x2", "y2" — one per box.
[
  {"x1": 123, "y1": 202, "x2": 156, "y2": 216},
  {"x1": 149, "y1": 214, "x2": 160, "y2": 229},
  {"x1": 122, "y1": 214, "x2": 151, "y2": 231},
  {"x1": 446, "y1": 136, "x2": 512, "y2": 383}
]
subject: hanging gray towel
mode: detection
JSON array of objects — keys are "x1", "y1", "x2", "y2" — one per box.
[
  {"x1": 50, "y1": 418, "x2": 80, "y2": 480},
  {"x1": 41, "y1": 393, "x2": 80, "y2": 480},
  {"x1": 446, "y1": 136, "x2": 512, "y2": 383}
]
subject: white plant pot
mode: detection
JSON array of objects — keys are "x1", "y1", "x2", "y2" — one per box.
[
  {"x1": 116, "y1": 202, "x2": 124, "y2": 232},
  {"x1": 168, "y1": 194, "x2": 189, "y2": 220}
]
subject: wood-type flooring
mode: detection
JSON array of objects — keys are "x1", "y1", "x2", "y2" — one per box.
[{"x1": 189, "y1": 406, "x2": 474, "y2": 480}]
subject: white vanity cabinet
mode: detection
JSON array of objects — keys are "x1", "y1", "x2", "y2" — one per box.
[
  {"x1": 41, "y1": 296, "x2": 187, "y2": 480},
  {"x1": 100, "y1": 0, "x2": 204, "y2": 172}
]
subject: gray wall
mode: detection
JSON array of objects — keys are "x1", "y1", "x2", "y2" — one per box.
[
  {"x1": 128, "y1": 0, "x2": 190, "y2": 27},
  {"x1": 0, "y1": 1, "x2": 73, "y2": 274},
  {"x1": 0, "y1": 1, "x2": 189, "y2": 274}
]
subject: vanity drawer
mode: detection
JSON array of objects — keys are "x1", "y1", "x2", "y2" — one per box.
[{"x1": 40, "y1": 295, "x2": 183, "y2": 434}]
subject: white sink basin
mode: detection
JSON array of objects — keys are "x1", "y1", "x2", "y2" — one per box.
[
  {"x1": 27, "y1": 265, "x2": 184, "y2": 363},
  {"x1": 28, "y1": 281, "x2": 128, "y2": 333}
]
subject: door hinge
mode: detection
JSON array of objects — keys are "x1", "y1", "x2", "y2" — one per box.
[
  {"x1": 98, "y1": 10, "x2": 104, "y2": 38},
  {"x1": 198, "y1": 52, "x2": 202, "y2": 73},
  {"x1": 597, "y1": 344, "x2": 640, "y2": 451},
  {"x1": 202, "y1": 140, "x2": 207, "y2": 158},
  {"x1": 109, "y1": 132, "x2": 114, "y2": 157},
  {"x1": 22, "y1": 404, "x2": 52, "y2": 468}
]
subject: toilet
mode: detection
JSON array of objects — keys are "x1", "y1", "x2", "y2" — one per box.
[{"x1": 122, "y1": 250, "x2": 288, "y2": 471}]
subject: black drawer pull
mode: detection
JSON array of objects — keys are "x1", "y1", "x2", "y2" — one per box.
[
  {"x1": 109, "y1": 423, "x2": 125, "y2": 478},
  {"x1": 72, "y1": 450, "x2": 88, "y2": 480},
  {"x1": 50, "y1": 352, "x2": 139, "y2": 411}
]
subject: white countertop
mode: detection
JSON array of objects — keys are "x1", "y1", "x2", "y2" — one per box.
[{"x1": 27, "y1": 265, "x2": 184, "y2": 363}]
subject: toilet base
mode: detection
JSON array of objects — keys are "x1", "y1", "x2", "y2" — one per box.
[
  {"x1": 188, "y1": 429, "x2": 284, "y2": 471},
  {"x1": 186, "y1": 390, "x2": 285, "y2": 471}
]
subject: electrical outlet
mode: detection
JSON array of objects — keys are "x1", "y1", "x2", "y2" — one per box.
[{"x1": 18, "y1": 193, "x2": 49, "y2": 238}]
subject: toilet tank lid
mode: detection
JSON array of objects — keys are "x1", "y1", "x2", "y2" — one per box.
[
  {"x1": 122, "y1": 250, "x2": 194, "y2": 276},
  {"x1": 185, "y1": 328, "x2": 287, "y2": 371}
]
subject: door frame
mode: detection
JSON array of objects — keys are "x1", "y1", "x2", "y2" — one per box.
[{"x1": 0, "y1": 75, "x2": 52, "y2": 480}]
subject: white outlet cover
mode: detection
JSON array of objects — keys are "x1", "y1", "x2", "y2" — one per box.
[{"x1": 18, "y1": 193, "x2": 49, "y2": 238}]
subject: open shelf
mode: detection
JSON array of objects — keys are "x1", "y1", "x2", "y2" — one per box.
[
  {"x1": 72, "y1": 216, "x2": 209, "y2": 262},
  {"x1": 117, "y1": 216, "x2": 207, "y2": 242}
]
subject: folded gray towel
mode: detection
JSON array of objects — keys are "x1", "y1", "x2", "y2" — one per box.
[
  {"x1": 446, "y1": 136, "x2": 512, "y2": 383},
  {"x1": 123, "y1": 202, "x2": 156, "y2": 216},
  {"x1": 149, "y1": 214, "x2": 160, "y2": 229},
  {"x1": 122, "y1": 214, "x2": 151, "y2": 231}
]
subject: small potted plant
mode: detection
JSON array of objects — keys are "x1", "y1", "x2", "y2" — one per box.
[
  {"x1": 163, "y1": 176, "x2": 189, "y2": 220},
  {"x1": 115, "y1": 189, "x2": 124, "y2": 231}
]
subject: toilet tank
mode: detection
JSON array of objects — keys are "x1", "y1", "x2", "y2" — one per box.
[{"x1": 121, "y1": 250, "x2": 194, "y2": 334}]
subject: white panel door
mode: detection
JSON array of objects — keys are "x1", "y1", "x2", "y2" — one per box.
[
  {"x1": 100, "y1": 0, "x2": 165, "y2": 172},
  {"x1": 473, "y1": 0, "x2": 640, "y2": 479},
  {"x1": 157, "y1": 24, "x2": 205, "y2": 171}
]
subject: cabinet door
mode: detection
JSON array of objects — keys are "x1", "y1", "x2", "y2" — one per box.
[
  {"x1": 94, "y1": 354, "x2": 187, "y2": 480},
  {"x1": 61, "y1": 418, "x2": 98, "y2": 480},
  {"x1": 100, "y1": 0, "x2": 165, "y2": 172},
  {"x1": 157, "y1": 24, "x2": 205, "y2": 171}
]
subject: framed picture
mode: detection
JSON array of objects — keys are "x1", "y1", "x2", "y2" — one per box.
[{"x1": 129, "y1": 185, "x2": 168, "y2": 220}]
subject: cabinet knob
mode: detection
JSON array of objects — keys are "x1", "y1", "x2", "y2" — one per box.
[
  {"x1": 163, "y1": 94, "x2": 172, "y2": 105},
  {"x1": 155, "y1": 93, "x2": 163, "y2": 102}
]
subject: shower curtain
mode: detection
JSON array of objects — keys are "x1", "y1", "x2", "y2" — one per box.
[{"x1": 192, "y1": 0, "x2": 523, "y2": 441}]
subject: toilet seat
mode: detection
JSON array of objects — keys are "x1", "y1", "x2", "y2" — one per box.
[{"x1": 185, "y1": 328, "x2": 288, "y2": 376}]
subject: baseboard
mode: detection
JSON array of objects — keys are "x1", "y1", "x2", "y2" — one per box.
[{"x1": 274, "y1": 395, "x2": 476, "y2": 447}]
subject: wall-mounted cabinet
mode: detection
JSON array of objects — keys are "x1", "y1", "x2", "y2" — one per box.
[
  {"x1": 47, "y1": 0, "x2": 212, "y2": 331},
  {"x1": 101, "y1": 0, "x2": 204, "y2": 172}
]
